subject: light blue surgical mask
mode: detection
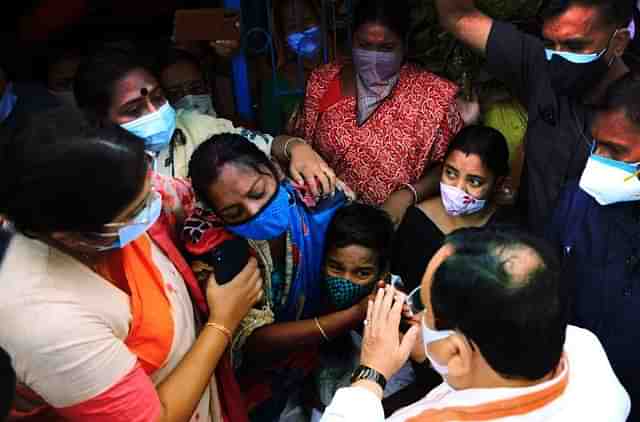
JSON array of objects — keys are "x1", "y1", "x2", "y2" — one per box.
[
  {"x1": 93, "y1": 192, "x2": 162, "y2": 251},
  {"x1": 121, "y1": 102, "x2": 177, "y2": 153},
  {"x1": 226, "y1": 184, "x2": 292, "y2": 240},
  {"x1": 286, "y1": 26, "x2": 321, "y2": 59},
  {"x1": 0, "y1": 83, "x2": 17, "y2": 123},
  {"x1": 175, "y1": 94, "x2": 216, "y2": 117},
  {"x1": 544, "y1": 48, "x2": 605, "y2": 64},
  {"x1": 579, "y1": 148, "x2": 640, "y2": 205}
]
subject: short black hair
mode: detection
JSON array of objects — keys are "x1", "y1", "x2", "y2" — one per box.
[
  {"x1": 0, "y1": 347, "x2": 15, "y2": 421},
  {"x1": 446, "y1": 125, "x2": 510, "y2": 179},
  {"x1": 0, "y1": 107, "x2": 147, "y2": 234},
  {"x1": 541, "y1": 0, "x2": 634, "y2": 28},
  {"x1": 189, "y1": 133, "x2": 279, "y2": 212},
  {"x1": 602, "y1": 71, "x2": 640, "y2": 127},
  {"x1": 74, "y1": 47, "x2": 151, "y2": 121},
  {"x1": 352, "y1": 0, "x2": 410, "y2": 41},
  {"x1": 431, "y1": 226, "x2": 567, "y2": 381},
  {"x1": 325, "y1": 202, "x2": 395, "y2": 273},
  {"x1": 155, "y1": 48, "x2": 204, "y2": 79}
]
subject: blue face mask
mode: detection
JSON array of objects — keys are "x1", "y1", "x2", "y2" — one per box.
[
  {"x1": 286, "y1": 26, "x2": 321, "y2": 59},
  {"x1": 121, "y1": 102, "x2": 177, "y2": 153},
  {"x1": 326, "y1": 276, "x2": 374, "y2": 310},
  {"x1": 0, "y1": 83, "x2": 17, "y2": 123},
  {"x1": 95, "y1": 192, "x2": 163, "y2": 251},
  {"x1": 226, "y1": 184, "x2": 292, "y2": 240}
]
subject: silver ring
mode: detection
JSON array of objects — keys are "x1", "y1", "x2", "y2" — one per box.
[{"x1": 363, "y1": 319, "x2": 368, "y2": 326}]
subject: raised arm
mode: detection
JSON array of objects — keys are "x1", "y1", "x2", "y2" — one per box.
[{"x1": 435, "y1": 0, "x2": 493, "y2": 55}]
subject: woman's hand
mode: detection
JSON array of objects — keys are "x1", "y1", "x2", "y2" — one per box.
[
  {"x1": 210, "y1": 40, "x2": 241, "y2": 57},
  {"x1": 456, "y1": 95, "x2": 481, "y2": 126},
  {"x1": 382, "y1": 189, "x2": 414, "y2": 228},
  {"x1": 288, "y1": 140, "x2": 337, "y2": 198},
  {"x1": 206, "y1": 257, "x2": 263, "y2": 330},
  {"x1": 360, "y1": 286, "x2": 420, "y2": 381}
]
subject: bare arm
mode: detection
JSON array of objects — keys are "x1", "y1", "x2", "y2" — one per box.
[
  {"x1": 155, "y1": 259, "x2": 263, "y2": 422},
  {"x1": 435, "y1": 0, "x2": 493, "y2": 54},
  {"x1": 243, "y1": 300, "x2": 366, "y2": 366}
]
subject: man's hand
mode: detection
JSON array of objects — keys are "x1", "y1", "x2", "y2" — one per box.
[{"x1": 360, "y1": 286, "x2": 420, "y2": 381}]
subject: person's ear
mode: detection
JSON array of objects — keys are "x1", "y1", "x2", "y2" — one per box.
[
  {"x1": 611, "y1": 29, "x2": 631, "y2": 57},
  {"x1": 444, "y1": 334, "x2": 473, "y2": 378}
]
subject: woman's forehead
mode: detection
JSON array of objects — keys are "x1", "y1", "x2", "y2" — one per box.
[{"x1": 112, "y1": 68, "x2": 158, "y2": 105}]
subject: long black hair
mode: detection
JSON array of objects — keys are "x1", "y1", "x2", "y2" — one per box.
[{"x1": 74, "y1": 47, "x2": 150, "y2": 122}]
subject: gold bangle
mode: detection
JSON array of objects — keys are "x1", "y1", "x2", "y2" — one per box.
[
  {"x1": 284, "y1": 137, "x2": 306, "y2": 160},
  {"x1": 401, "y1": 183, "x2": 418, "y2": 205},
  {"x1": 314, "y1": 317, "x2": 329, "y2": 342},
  {"x1": 206, "y1": 322, "x2": 232, "y2": 343}
]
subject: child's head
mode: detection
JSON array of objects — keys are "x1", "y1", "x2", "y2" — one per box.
[{"x1": 324, "y1": 203, "x2": 394, "y2": 309}]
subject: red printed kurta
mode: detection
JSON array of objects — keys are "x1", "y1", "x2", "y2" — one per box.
[{"x1": 290, "y1": 63, "x2": 463, "y2": 205}]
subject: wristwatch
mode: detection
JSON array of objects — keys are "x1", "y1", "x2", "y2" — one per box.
[{"x1": 351, "y1": 365, "x2": 387, "y2": 390}]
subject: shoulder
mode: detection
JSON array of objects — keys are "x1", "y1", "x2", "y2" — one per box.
[
  {"x1": 563, "y1": 325, "x2": 631, "y2": 420},
  {"x1": 175, "y1": 110, "x2": 236, "y2": 144},
  {"x1": 0, "y1": 235, "x2": 136, "y2": 408},
  {"x1": 400, "y1": 64, "x2": 459, "y2": 98}
]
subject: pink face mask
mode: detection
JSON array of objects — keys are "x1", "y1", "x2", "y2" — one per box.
[{"x1": 440, "y1": 182, "x2": 487, "y2": 216}]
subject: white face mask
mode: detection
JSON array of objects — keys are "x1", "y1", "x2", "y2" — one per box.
[
  {"x1": 440, "y1": 182, "x2": 487, "y2": 216},
  {"x1": 174, "y1": 94, "x2": 216, "y2": 117},
  {"x1": 579, "y1": 153, "x2": 640, "y2": 205},
  {"x1": 421, "y1": 315, "x2": 454, "y2": 375}
]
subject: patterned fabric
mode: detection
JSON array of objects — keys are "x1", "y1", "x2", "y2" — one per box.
[{"x1": 289, "y1": 63, "x2": 463, "y2": 205}]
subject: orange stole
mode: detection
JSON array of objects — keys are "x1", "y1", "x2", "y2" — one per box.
[
  {"x1": 408, "y1": 363, "x2": 569, "y2": 422},
  {"x1": 95, "y1": 235, "x2": 174, "y2": 374}
]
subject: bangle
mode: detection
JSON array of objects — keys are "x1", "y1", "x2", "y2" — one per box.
[
  {"x1": 206, "y1": 322, "x2": 232, "y2": 343},
  {"x1": 284, "y1": 137, "x2": 306, "y2": 160},
  {"x1": 401, "y1": 183, "x2": 419, "y2": 205},
  {"x1": 314, "y1": 317, "x2": 329, "y2": 342}
]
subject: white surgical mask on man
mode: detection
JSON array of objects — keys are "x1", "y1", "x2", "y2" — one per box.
[
  {"x1": 421, "y1": 314, "x2": 454, "y2": 376},
  {"x1": 579, "y1": 151, "x2": 640, "y2": 205}
]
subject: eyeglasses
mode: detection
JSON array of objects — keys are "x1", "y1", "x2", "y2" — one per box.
[
  {"x1": 405, "y1": 286, "x2": 425, "y2": 316},
  {"x1": 165, "y1": 80, "x2": 208, "y2": 102}
]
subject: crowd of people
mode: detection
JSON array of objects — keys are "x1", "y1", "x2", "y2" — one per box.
[{"x1": 0, "y1": 0, "x2": 639, "y2": 421}]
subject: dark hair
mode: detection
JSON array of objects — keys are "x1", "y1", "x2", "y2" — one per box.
[
  {"x1": 74, "y1": 47, "x2": 151, "y2": 120},
  {"x1": 431, "y1": 226, "x2": 567, "y2": 381},
  {"x1": 325, "y1": 202, "x2": 395, "y2": 273},
  {"x1": 0, "y1": 107, "x2": 147, "y2": 233},
  {"x1": 352, "y1": 0, "x2": 410, "y2": 41},
  {"x1": 189, "y1": 133, "x2": 279, "y2": 211},
  {"x1": 445, "y1": 125, "x2": 510, "y2": 179},
  {"x1": 541, "y1": 0, "x2": 634, "y2": 28},
  {"x1": 603, "y1": 71, "x2": 640, "y2": 127},
  {"x1": 155, "y1": 48, "x2": 204, "y2": 80},
  {"x1": 0, "y1": 347, "x2": 15, "y2": 421}
]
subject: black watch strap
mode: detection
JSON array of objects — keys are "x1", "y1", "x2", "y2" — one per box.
[{"x1": 351, "y1": 365, "x2": 387, "y2": 390}]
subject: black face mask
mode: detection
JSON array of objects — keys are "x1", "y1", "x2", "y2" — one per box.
[{"x1": 546, "y1": 52, "x2": 611, "y2": 96}]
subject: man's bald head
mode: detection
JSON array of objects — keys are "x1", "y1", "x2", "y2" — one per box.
[{"x1": 426, "y1": 227, "x2": 567, "y2": 381}]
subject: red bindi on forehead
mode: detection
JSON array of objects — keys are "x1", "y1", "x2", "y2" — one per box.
[
  {"x1": 542, "y1": 5, "x2": 599, "y2": 40},
  {"x1": 359, "y1": 23, "x2": 390, "y2": 44}
]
